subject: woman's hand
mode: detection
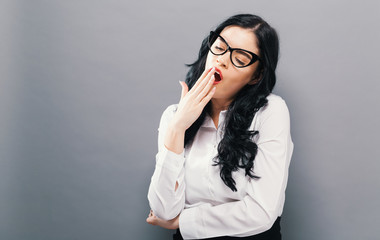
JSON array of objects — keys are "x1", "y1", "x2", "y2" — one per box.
[
  {"x1": 164, "y1": 67, "x2": 216, "y2": 154},
  {"x1": 172, "y1": 67, "x2": 217, "y2": 132},
  {"x1": 146, "y1": 210, "x2": 180, "y2": 230}
]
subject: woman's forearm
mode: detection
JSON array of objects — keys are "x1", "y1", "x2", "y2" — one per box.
[{"x1": 163, "y1": 120, "x2": 186, "y2": 154}]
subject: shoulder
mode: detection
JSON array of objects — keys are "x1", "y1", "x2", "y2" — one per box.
[
  {"x1": 258, "y1": 94, "x2": 290, "y2": 118},
  {"x1": 253, "y1": 94, "x2": 291, "y2": 129},
  {"x1": 264, "y1": 94, "x2": 288, "y2": 111}
]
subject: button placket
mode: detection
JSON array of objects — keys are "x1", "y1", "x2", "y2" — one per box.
[{"x1": 207, "y1": 128, "x2": 218, "y2": 201}]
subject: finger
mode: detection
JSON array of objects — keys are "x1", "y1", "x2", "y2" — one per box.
[
  {"x1": 191, "y1": 67, "x2": 211, "y2": 89},
  {"x1": 196, "y1": 74, "x2": 215, "y2": 102},
  {"x1": 191, "y1": 67, "x2": 216, "y2": 96},
  {"x1": 190, "y1": 67, "x2": 214, "y2": 92},
  {"x1": 146, "y1": 215, "x2": 157, "y2": 225},
  {"x1": 179, "y1": 81, "x2": 188, "y2": 100},
  {"x1": 199, "y1": 86, "x2": 216, "y2": 107},
  {"x1": 147, "y1": 218, "x2": 157, "y2": 225},
  {"x1": 146, "y1": 216, "x2": 153, "y2": 224}
]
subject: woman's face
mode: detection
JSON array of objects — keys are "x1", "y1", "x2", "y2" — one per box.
[{"x1": 205, "y1": 26, "x2": 261, "y2": 103}]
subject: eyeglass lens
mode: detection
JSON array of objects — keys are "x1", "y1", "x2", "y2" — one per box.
[{"x1": 209, "y1": 36, "x2": 253, "y2": 67}]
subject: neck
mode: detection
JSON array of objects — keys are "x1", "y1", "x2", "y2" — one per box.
[{"x1": 209, "y1": 98, "x2": 233, "y2": 128}]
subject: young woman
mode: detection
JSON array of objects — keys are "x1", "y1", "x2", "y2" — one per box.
[{"x1": 146, "y1": 14, "x2": 293, "y2": 239}]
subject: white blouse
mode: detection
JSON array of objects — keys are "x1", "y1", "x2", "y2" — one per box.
[{"x1": 148, "y1": 94, "x2": 294, "y2": 239}]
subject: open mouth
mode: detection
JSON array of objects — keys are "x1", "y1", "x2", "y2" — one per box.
[{"x1": 213, "y1": 69, "x2": 222, "y2": 84}]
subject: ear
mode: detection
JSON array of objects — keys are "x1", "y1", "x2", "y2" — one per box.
[
  {"x1": 248, "y1": 69, "x2": 263, "y2": 85},
  {"x1": 248, "y1": 78, "x2": 260, "y2": 85}
]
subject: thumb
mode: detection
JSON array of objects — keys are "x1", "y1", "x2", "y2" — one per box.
[{"x1": 179, "y1": 81, "x2": 188, "y2": 100}]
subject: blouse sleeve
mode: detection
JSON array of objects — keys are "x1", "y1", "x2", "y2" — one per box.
[
  {"x1": 179, "y1": 98, "x2": 294, "y2": 239},
  {"x1": 147, "y1": 104, "x2": 186, "y2": 220}
]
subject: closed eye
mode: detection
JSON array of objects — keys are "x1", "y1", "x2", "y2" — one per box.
[{"x1": 235, "y1": 58, "x2": 245, "y2": 65}]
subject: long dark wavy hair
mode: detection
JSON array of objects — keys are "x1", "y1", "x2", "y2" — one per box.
[{"x1": 184, "y1": 14, "x2": 279, "y2": 191}]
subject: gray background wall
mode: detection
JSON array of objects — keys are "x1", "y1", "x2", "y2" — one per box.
[{"x1": 1, "y1": 0, "x2": 379, "y2": 239}]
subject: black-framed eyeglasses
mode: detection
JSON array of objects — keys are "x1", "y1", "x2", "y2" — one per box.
[{"x1": 207, "y1": 31, "x2": 261, "y2": 68}]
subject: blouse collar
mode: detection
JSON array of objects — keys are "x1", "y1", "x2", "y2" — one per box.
[{"x1": 201, "y1": 110, "x2": 228, "y2": 129}]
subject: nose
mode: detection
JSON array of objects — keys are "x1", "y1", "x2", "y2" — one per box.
[{"x1": 216, "y1": 53, "x2": 229, "y2": 68}]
